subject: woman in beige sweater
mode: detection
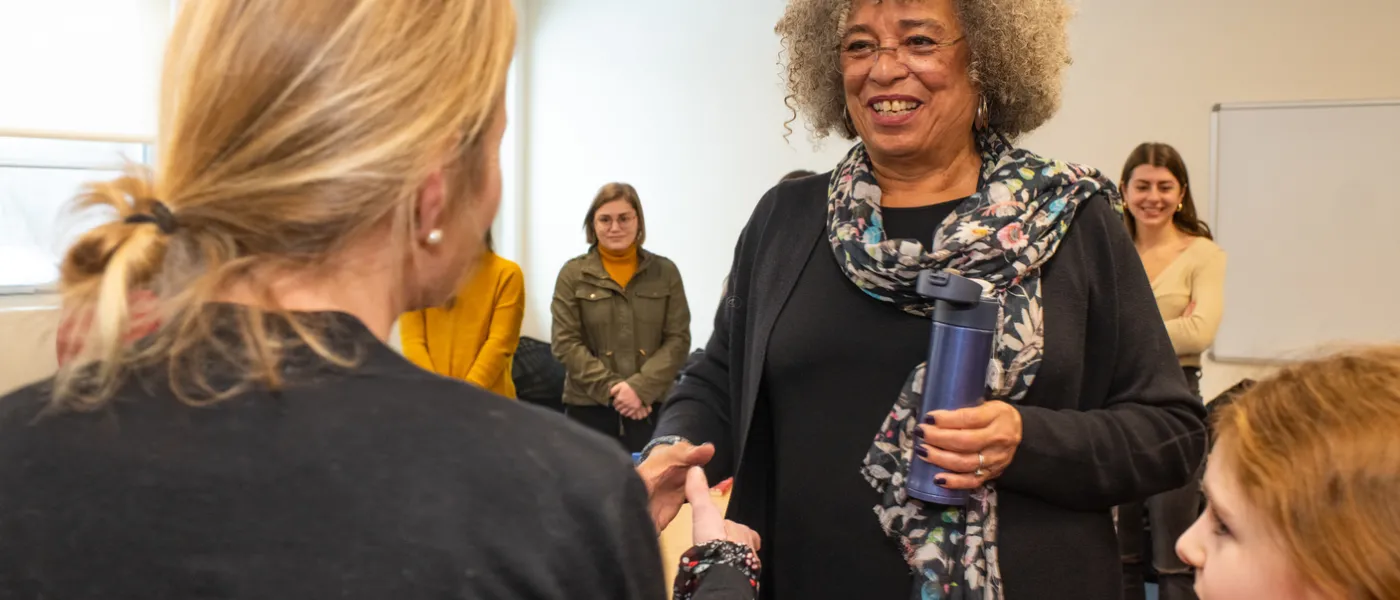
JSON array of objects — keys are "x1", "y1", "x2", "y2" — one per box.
[{"x1": 1117, "y1": 142, "x2": 1226, "y2": 600}]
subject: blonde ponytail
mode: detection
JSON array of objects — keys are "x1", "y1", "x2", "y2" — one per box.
[
  {"x1": 55, "y1": 170, "x2": 174, "y2": 407},
  {"x1": 52, "y1": 0, "x2": 516, "y2": 409}
]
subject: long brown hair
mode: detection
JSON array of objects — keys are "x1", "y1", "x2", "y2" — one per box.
[
  {"x1": 54, "y1": 0, "x2": 516, "y2": 408},
  {"x1": 1120, "y1": 142, "x2": 1213, "y2": 240},
  {"x1": 1213, "y1": 346, "x2": 1400, "y2": 599},
  {"x1": 583, "y1": 182, "x2": 646, "y2": 248}
]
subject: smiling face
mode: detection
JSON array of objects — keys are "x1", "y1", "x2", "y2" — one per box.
[
  {"x1": 1175, "y1": 447, "x2": 1325, "y2": 600},
  {"x1": 839, "y1": 0, "x2": 978, "y2": 162},
  {"x1": 1124, "y1": 164, "x2": 1184, "y2": 231}
]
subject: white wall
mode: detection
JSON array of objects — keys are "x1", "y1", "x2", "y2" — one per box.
[
  {"x1": 518, "y1": 0, "x2": 1400, "y2": 402},
  {"x1": 0, "y1": 0, "x2": 168, "y2": 138},
  {"x1": 518, "y1": 0, "x2": 853, "y2": 345}
]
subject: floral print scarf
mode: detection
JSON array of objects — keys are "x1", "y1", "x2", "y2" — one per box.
[{"x1": 829, "y1": 130, "x2": 1120, "y2": 599}]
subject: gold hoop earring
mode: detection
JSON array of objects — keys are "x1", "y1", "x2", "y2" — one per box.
[
  {"x1": 975, "y1": 95, "x2": 991, "y2": 130},
  {"x1": 1176, "y1": 204, "x2": 1184, "y2": 213}
]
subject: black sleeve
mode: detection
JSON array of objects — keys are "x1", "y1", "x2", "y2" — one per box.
[
  {"x1": 653, "y1": 189, "x2": 778, "y2": 482},
  {"x1": 653, "y1": 313, "x2": 736, "y2": 482},
  {"x1": 689, "y1": 565, "x2": 759, "y2": 599},
  {"x1": 997, "y1": 197, "x2": 1209, "y2": 511}
]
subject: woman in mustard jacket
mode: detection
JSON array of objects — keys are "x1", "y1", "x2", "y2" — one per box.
[{"x1": 400, "y1": 233, "x2": 525, "y2": 398}]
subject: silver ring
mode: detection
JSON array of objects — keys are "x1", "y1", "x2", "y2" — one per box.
[{"x1": 975, "y1": 453, "x2": 986, "y2": 478}]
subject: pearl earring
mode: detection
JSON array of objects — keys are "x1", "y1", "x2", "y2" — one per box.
[{"x1": 425, "y1": 229, "x2": 444, "y2": 245}]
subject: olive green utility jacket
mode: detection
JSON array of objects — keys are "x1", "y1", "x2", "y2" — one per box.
[{"x1": 550, "y1": 249, "x2": 691, "y2": 407}]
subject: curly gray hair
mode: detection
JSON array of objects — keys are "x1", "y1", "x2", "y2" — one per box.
[{"x1": 777, "y1": 0, "x2": 1072, "y2": 140}]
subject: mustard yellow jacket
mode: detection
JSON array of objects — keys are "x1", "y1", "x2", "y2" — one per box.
[{"x1": 399, "y1": 252, "x2": 525, "y2": 398}]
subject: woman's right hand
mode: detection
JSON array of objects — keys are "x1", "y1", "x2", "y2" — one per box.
[
  {"x1": 687, "y1": 467, "x2": 760, "y2": 551},
  {"x1": 637, "y1": 441, "x2": 715, "y2": 530},
  {"x1": 611, "y1": 381, "x2": 648, "y2": 420}
]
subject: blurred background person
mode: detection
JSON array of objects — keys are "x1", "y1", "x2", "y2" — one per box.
[
  {"x1": 1176, "y1": 346, "x2": 1400, "y2": 600},
  {"x1": 639, "y1": 0, "x2": 1206, "y2": 598},
  {"x1": 1117, "y1": 141, "x2": 1227, "y2": 600},
  {"x1": 552, "y1": 182, "x2": 691, "y2": 451},
  {"x1": 399, "y1": 230, "x2": 525, "y2": 397},
  {"x1": 0, "y1": 1, "x2": 752, "y2": 597}
]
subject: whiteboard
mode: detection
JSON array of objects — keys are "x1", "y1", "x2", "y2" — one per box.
[{"x1": 1210, "y1": 100, "x2": 1400, "y2": 362}]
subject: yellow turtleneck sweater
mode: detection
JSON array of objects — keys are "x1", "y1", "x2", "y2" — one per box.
[{"x1": 599, "y1": 244, "x2": 638, "y2": 288}]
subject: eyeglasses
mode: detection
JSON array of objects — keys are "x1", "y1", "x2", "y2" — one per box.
[
  {"x1": 596, "y1": 213, "x2": 636, "y2": 229},
  {"x1": 839, "y1": 35, "x2": 965, "y2": 71}
]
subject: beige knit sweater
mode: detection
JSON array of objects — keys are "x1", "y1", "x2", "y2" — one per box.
[{"x1": 1151, "y1": 237, "x2": 1227, "y2": 368}]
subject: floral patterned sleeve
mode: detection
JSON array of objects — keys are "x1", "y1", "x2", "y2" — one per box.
[{"x1": 673, "y1": 540, "x2": 761, "y2": 600}]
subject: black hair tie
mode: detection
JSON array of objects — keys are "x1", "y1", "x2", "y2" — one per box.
[{"x1": 124, "y1": 200, "x2": 179, "y2": 235}]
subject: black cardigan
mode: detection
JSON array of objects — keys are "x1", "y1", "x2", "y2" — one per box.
[{"x1": 655, "y1": 173, "x2": 1208, "y2": 599}]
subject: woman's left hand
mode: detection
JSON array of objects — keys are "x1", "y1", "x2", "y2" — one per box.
[{"x1": 915, "y1": 400, "x2": 1024, "y2": 490}]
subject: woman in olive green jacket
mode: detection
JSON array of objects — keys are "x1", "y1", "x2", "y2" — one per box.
[{"x1": 551, "y1": 182, "x2": 691, "y2": 452}]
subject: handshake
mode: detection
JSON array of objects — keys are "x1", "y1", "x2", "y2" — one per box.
[{"x1": 639, "y1": 442, "x2": 760, "y2": 551}]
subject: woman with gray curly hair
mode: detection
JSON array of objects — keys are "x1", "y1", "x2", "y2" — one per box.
[{"x1": 638, "y1": 0, "x2": 1207, "y2": 598}]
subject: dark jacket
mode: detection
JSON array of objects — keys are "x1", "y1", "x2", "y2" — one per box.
[
  {"x1": 0, "y1": 308, "x2": 744, "y2": 599},
  {"x1": 656, "y1": 175, "x2": 1208, "y2": 599},
  {"x1": 551, "y1": 249, "x2": 691, "y2": 407}
]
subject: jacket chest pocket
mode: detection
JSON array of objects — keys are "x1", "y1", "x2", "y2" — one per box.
[
  {"x1": 632, "y1": 287, "x2": 670, "y2": 329},
  {"x1": 575, "y1": 286, "x2": 615, "y2": 342}
]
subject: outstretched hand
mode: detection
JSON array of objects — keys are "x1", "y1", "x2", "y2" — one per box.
[{"x1": 637, "y1": 441, "x2": 715, "y2": 530}]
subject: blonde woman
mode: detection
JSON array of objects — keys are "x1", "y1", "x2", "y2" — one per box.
[
  {"x1": 1177, "y1": 346, "x2": 1400, "y2": 599},
  {"x1": 399, "y1": 231, "x2": 525, "y2": 397},
  {"x1": 0, "y1": 1, "x2": 756, "y2": 598}
]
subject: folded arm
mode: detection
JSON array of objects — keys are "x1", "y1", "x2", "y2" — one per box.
[{"x1": 1164, "y1": 249, "x2": 1227, "y2": 356}]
